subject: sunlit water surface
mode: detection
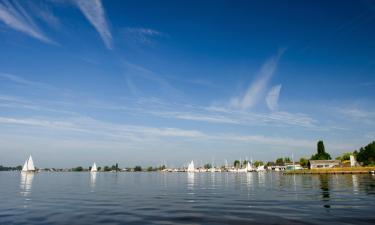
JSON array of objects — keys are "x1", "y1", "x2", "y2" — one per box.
[{"x1": 1, "y1": 172, "x2": 375, "y2": 224}]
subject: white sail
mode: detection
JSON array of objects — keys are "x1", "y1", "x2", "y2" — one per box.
[
  {"x1": 246, "y1": 162, "x2": 253, "y2": 172},
  {"x1": 91, "y1": 162, "x2": 97, "y2": 172},
  {"x1": 22, "y1": 155, "x2": 35, "y2": 172},
  {"x1": 27, "y1": 156, "x2": 35, "y2": 171},
  {"x1": 187, "y1": 160, "x2": 195, "y2": 172},
  {"x1": 22, "y1": 160, "x2": 28, "y2": 172}
]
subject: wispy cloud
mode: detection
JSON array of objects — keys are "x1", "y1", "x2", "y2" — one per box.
[
  {"x1": 266, "y1": 84, "x2": 282, "y2": 111},
  {"x1": 122, "y1": 27, "x2": 167, "y2": 45},
  {"x1": 29, "y1": 1, "x2": 61, "y2": 30},
  {"x1": 0, "y1": 0, "x2": 54, "y2": 44},
  {"x1": 122, "y1": 61, "x2": 184, "y2": 99},
  {"x1": 230, "y1": 49, "x2": 284, "y2": 110},
  {"x1": 152, "y1": 107, "x2": 317, "y2": 129},
  {"x1": 339, "y1": 107, "x2": 375, "y2": 125},
  {"x1": 74, "y1": 0, "x2": 112, "y2": 49},
  {"x1": 0, "y1": 116, "x2": 206, "y2": 140}
]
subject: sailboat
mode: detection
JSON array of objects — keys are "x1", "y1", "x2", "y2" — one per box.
[
  {"x1": 187, "y1": 160, "x2": 195, "y2": 172},
  {"x1": 256, "y1": 165, "x2": 266, "y2": 172},
  {"x1": 91, "y1": 162, "x2": 98, "y2": 172},
  {"x1": 22, "y1": 155, "x2": 35, "y2": 172},
  {"x1": 246, "y1": 161, "x2": 254, "y2": 172}
]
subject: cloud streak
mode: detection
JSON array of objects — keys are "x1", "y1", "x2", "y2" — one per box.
[
  {"x1": 0, "y1": 0, "x2": 53, "y2": 44},
  {"x1": 0, "y1": 115, "x2": 317, "y2": 149},
  {"x1": 74, "y1": 0, "x2": 112, "y2": 49},
  {"x1": 122, "y1": 27, "x2": 167, "y2": 45},
  {"x1": 266, "y1": 84, "x2": 282, "y2": 111},
  {"x1": 230, "y1": 49, "x2": 284, "y2": 110}
]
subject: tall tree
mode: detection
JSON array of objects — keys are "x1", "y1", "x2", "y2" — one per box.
[
  {"x1": 311, "y1": 140, "x2": 331, "y2": 160},
  {"x1": 317, "y1": 140, "x2": 325, "y2": 155}
]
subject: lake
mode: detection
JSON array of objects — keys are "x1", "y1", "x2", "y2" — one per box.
[{"x1": 1, "y1": 172, "x2": 375, "y2": 224}]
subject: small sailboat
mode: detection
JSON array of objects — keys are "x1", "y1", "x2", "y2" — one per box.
[
  {"x1": 187, "y1": 160, "x2": 195, "y2": 172},
  {"x1": 256, "y1": 165, "x2": 266, "y2": 172},
  {"x1": 22, "y1": 155, "x2": 35, "y2": 172},
  {"x1": 246, "y1": 161, "x2": 254, "y2": 172},
  {"x1": 91, "y1": 162, "x2": 98, "y2": 172}
]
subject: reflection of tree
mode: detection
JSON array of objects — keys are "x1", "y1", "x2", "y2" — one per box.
[{"x1": 319, "y1": 175, "x2": 330, "y2": 208}]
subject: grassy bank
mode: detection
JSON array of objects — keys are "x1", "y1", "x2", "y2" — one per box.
[{"x1": 284, "y1": 167, "x2": 375, "y2": 174}]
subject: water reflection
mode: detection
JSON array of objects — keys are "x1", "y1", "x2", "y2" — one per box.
[
  {"x1": 90, "y1": 172, "x2": 97, "y2": 189},
  {"x1": 257, "y1": 171, "x2": 266, "y2": 186},
  {"x1": 20, "y1": 172, "x2": 34, "y2": 208},
  {"x1": 246, "y1": 172, "x2": 253, "y2": 188},
  {"x1": 319, "y1": 175, "x2": 330, "y2": 208},
  {"x1": 352, "y1": 175, "x2": 359, "y2": 194},
  {"x1": 20, "y1": 172, "x2": 34, "y2": 197},
  {"x1": 187, "y1": 172, "x2": 194, "y2": 190}
]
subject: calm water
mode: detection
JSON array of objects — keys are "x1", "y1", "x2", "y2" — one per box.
[{"x1": 1, "y1": 172, "x2": 375, "y2": 225}]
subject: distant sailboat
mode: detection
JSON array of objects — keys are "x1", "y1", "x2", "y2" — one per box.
[
  {"x1": 246, "y1": 161, "x2": 254, "y2": 172},
  {"x1": 187, "y1": 160, "x2": 195, "y2": 172},
  {"x1": 91, "y1": 162, "x2": 98, "y2": 172},
  {"x1": 22, "y1": 155, "x2": 35, "y2": 172},
  {"x1": 256, "y1": 165, "x2": 266, "y2": 172}
]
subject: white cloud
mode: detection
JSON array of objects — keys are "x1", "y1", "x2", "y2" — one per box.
[
  {"x1": 230, "y1": 49, "x2": 284, "y2": 110},
  {"x1": 0, "y1": 0, "x2": 54, "y2": 44},
  {"x1": 266, "y1": 84, "x2": 282, "y2": 111},
  {"x1": 74, "y1": 0, "x2": 112, "y2": 49},
  {"x1": 122, "y1": 27, "x2": 167, "y2": 45}
]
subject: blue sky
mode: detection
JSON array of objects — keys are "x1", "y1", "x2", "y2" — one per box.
[{"x1": 0, "y1": 0, "x2": 375, "y2": 167}]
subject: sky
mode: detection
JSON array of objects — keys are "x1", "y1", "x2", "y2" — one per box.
[{"x1": 0, "y1": 0, "x2": 375, "y2": 168}]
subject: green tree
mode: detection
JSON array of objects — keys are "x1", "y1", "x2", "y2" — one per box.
[
  {"x1": 204, "y1": 163, "x2": 212, "y2": 169},
  {"x1": 147, "y1": 166, "x2": 154, "y2": 172},
  {"x1": 356, "y1": 141, "x2": 375, "y2": 166},
  {"x1": 103, "y1": 166, "x2": 111, "y2": 172},
  {"x1": 275, "y1": 158, "x2": 284, "y2": 165},
  {"x1": 134, "y1": 166, "x2": 142, "y2": 172},
  {"x1": 311, "y1": 140, "x2": 331, "y2": 160},
  {"x1": 97, "y1": 167, "x2": 101, "y2": 171},
  {"x1": 233, "y1": 160, "x2": 240, "y2": 168},
  {"x1": 158, "y1": 165, "x2": 166, "y2": 171},
  {"x1": 16, "y1": 165, "x2": 22, "y2": 171},
  {"x1": 335, "y1": 152, "x2": 352, "y2": 161},
  {"x1": 284, "y1": 157, "x2": 291, "y2": 163},
  {"x1": 299, "y1": 157, "x2": 308, "y2": 167},
  {"x1": 254, "y1": 161, "x2": 264, "y2": 167},
  {"x1": 72, "y1": 166, "x2": 83, "y2": 172}
]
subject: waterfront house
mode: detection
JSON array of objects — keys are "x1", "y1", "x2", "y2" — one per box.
[
  {"x1": 285, "y1": 163, "x2": 303, "y2": 170},
  {"x1": 266, "y1": 162, "x2": 286, "y2": 171},
  {"x1": 308, "y1": 160, "x2": 341, "y2": 169}
]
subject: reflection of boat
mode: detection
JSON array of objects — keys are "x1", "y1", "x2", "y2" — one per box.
[
  {"x1": 91, "y1": 162, "x2": 98, "y2": 172},
  {"x1": 90, "y1": 172, "x2": 97, "y2": 188},
  {"x1": 20, "y1": 172, "x2": 34, "y2": 197},
  {"x1": 187, "y1": 160, "x2": 195, "y2": 172},
  {"x1": 187, "y1": 172, "x2": 194, "y2": 188},
  {"x1": 22, "y1": 155, "x2": 35, "y2": 172}
]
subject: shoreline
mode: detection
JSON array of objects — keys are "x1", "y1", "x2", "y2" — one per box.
[{"x1": 284, "y1": 167, "x2": 375, "y2": 175}]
